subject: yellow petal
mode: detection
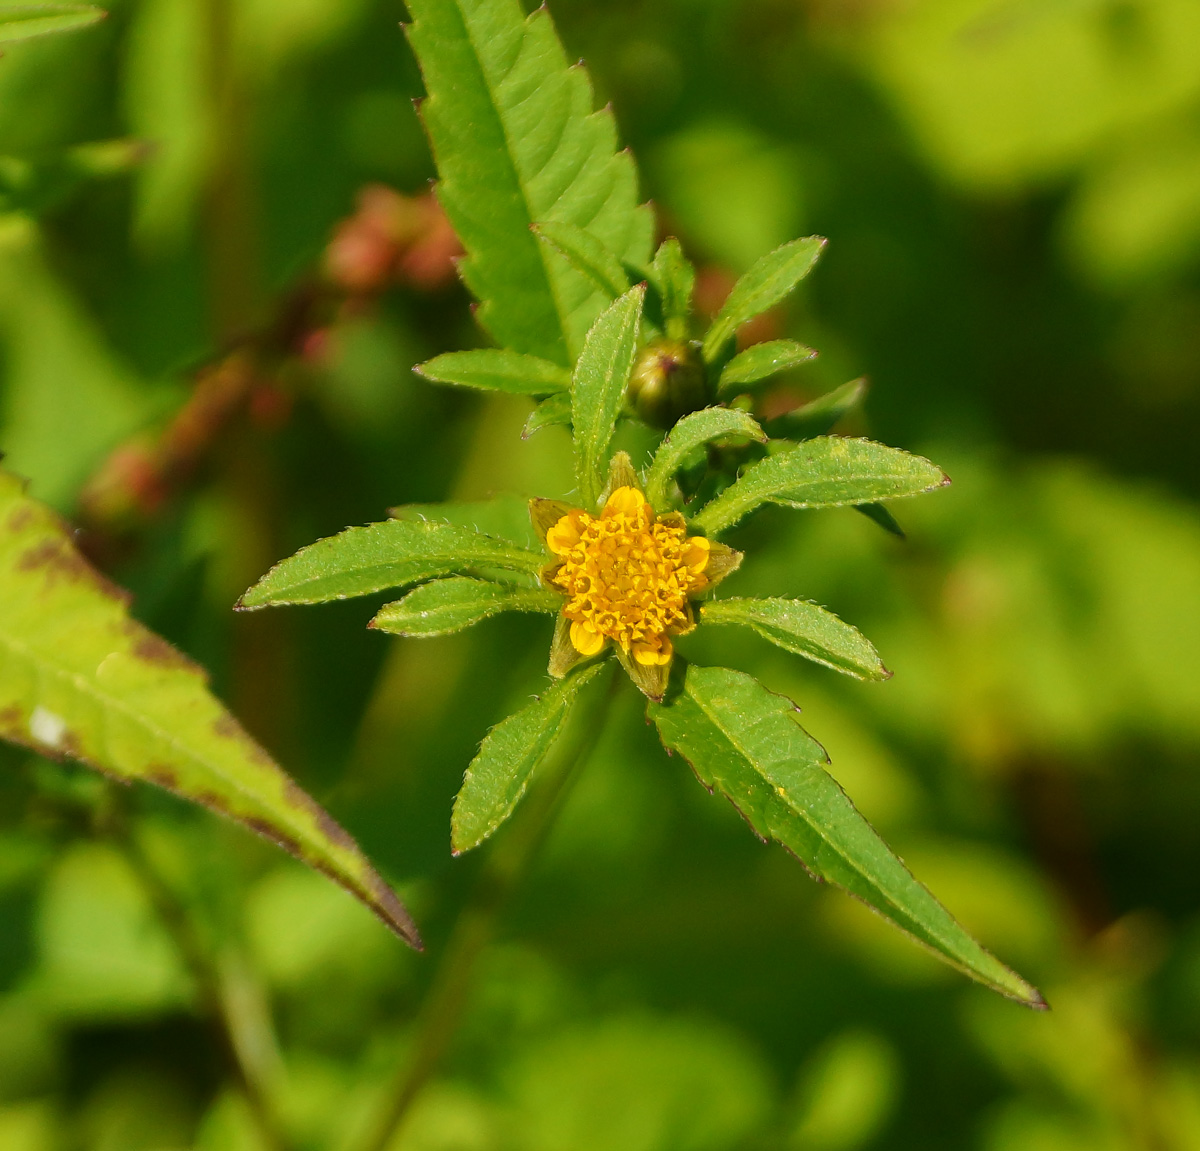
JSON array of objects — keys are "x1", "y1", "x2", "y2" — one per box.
[
  {"x1": 569, "y1": 619, "x2": 606, "y2": 656},
  {"x1": 683, "y1": 535, "x2": 710, "y2": 575},
  {"x1": 546, "y1": 512, "x2": 583, "y2": 556},
  {"x1": 602, "y1": 486, "x2": 646, "y2": 519},
  {"x1": 633, "y1": 636, "x2": 673, "y2": 666}
]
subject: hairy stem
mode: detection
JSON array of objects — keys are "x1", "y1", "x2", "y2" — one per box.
[{"x1": 355, "y1": 664, "x2": 621, "y2": 1151}]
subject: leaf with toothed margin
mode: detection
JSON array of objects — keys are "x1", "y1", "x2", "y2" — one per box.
[
  {"x1": 452, "y1": 662, "x2": 605, "y2": 854},
  {"x1": 0, "y1": 4, "x2": 104, "y2": 43},
  {"x1": 649, "y1": 665, "x2": 1045, "y2": 1007},
  {"x1": 406, "y1": 0, "x2": 653, "y2": 363},
  {"x1": 533, "y1": 220, "x2": 632, "y2": 301},
  {"x1": 644, "y1": 407, "x2": 766, "y2": 513},
  {"x1": 693, "y1": 437, "x2": 949, "y2": 536},
  {"x1": 0, "y1": 468, "x2": 421, "y2": 949},
  {"x1": 237, "y1": 519, "x2": 545, "y2": 609}
]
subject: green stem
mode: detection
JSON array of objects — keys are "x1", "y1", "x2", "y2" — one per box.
[{"x1": 354, "y1": 664, "x2": 621, "y2": 1151}]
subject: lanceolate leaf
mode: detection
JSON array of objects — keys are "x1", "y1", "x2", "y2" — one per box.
[
  {"x1": 717, "y1": 339, "x2": 818, "y2": 393},
  {"x1": 648, "y1": 237, "x2": 695, "y2": 339},
  {"x1": 645, "y1": 407, "x2": 766, "y2": 513},
  {"x1": 406, "y1": 0, "x2": 653, "y2": 363},
  {"x1": 694, "y1": 437, "x2": 948, "y2": 536},
  {"x1": 534, "y1": 220, "x2": 631, "y2": 301},
  {"x1": 855, "y1": 502, "x2": 906, "y2": 539},
  {"x1": 701, "y1": 237, "x2": 827, "y2": 362},
  {"x1": 452, "y1": 663, "x2": 605, "y2": 853},
  {"x1": 572, "y1": 284, "x2": 646, "y2": 509},
  {"x1": 650, "y1": 666, "x2": 1044, "y2": 1006},
  {"x1": 0, "y1": 470, "x2": 420, "y2": 948},
  {"x1": 523, "y1": 391, "x2": 573, "y2": 439},
  {"x1": 371, "y1": 577, "x2": 560, "y2": 637},
  {"x1": 237, "y1": 521, "x2": 543, "y2": 609},
  {"x1": 416, "y1": 349, "x2": 569, "y2": 395},
  {"x1": 700, "y1": 598, "x2": 889, "y2": 680},
  {"x1": 0, "y1": 4, "x2": 104, "y2": 43},
  {"x1": 763, "y1": 378, "x2": 867, "y2": 440}
]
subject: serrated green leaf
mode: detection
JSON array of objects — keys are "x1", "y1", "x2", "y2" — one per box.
[
  {"x1": 0, "y1": 4, "x2": 104, "y2": 43},
  {"x1": 572, "y1": 284, "x2": 646, "y2": 509},
  {"x1": 763, "y1": 378, "x2": 867, "y2": 440},
  {"x1": 700, "y1": 598, "x2": 889, "y2": 680},
  {"x1": 649, "y1": 666, "x2": 1043, "y2": 1007},
  {"x1": 648, "y1": 237, "x2": 695, "y2": 340},
  {"x1": 717, "y1": 339, "x2": 818, "y2": 394},
  {"x1": 416, "y1": 349, "x2": 569, "y2": 396},
  {"x1": 523, "y1": 391, "x2": 573, "y2": 440},
  {"x1": 371, "y1": 578, "x2": 561, "y2": 637},
  {"x1": 534, "y1": 220, "x2": 631, "y2": 301},
  {"x1": 854, "y1": 502, "x2": 905, "y2": 539},
  {"x1": 694, "y1": 437, "x2": 948, "y2": 536},
  {"x1": 0, "y1": 469, "x2": 420, "y2": 948},
  {"x1": 701, "y1": 237, "x2": 827, "y2": 362},
  {"x1": 238, "y1": 520, "x2": 544, "y2": 610},
  {"x1": 406, "y1": 0, "x2": 652, "y2": 363},
  {"x1": 644, "y1": 407, "x2": 766, "y2": 512},
  {"x1": 452, "y1": 663, "x2": 606, "y2": 854}
]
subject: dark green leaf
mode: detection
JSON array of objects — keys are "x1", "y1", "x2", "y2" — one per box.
[
  {"x1": 763, "y1": 378, "x2": 867, "y2": 440},
  {"x1": 0, "y1": 4, "x2": 104, "y2": 43},
  {"x1": 416, "y1": 349, "x2": 570, "y2": 395},
  {"x1": 700, "y1": 597, "x2": 889, "y2": 680},
  {"x1": 694, "y1": 437, "x2": 948, "y2": 536},
  {"x1": 572, "y1": 284, "x2": 646, "y2": 508},
  {"x1": 854, "y1": 502, "x2": 906, "y2": 539},
  {"x1": 371, "y1": 578, "x2": 560, "y2": 637},
  {"x1": 237, "y1": 520, "x2": 544, "y2": 609},
  {"x1": 644, "y1": 407, "x2": 766, "y2": 512},
  {"x1": 452, "y1": 663, "x2": 606, "y2": 853},
  {"x1": 648, "y1": 237, "x2": 696, "y2": 340},
  {"x1": 523, "y1": 391, "x2": 573, "y2": 439},
  {"x1": 650, "y1": 666, "x2": 1043, "y2": 1006},
  {"x1": 717, "y1": 339, "x2": 818, "y2": 393},
  {"x1": 701, "y1": 237, "x2": 826, "y2": 362},
  {"x1": 405, "y1": 0, "x2": 653, "y2": 362},
  {"x1": 0, "y1": 470, "x2": 420, "y2": 948},
  {"x1": 534, "y1": 220, "x2": 631, "y2": 301}
]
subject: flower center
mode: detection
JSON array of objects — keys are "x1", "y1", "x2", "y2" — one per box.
[{"x1": 547, "y1": 488, "x2": 709, "y2": 658}]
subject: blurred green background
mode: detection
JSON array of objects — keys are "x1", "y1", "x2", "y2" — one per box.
[{"x1": 3, "y1": 0, "x2": 1200, "y2": 1147}]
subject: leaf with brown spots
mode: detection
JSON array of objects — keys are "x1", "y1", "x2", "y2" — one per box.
[{"x1": 0, "y1": 468, "x2": 421, "y2": 949}]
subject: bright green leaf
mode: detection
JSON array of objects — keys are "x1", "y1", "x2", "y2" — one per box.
[
  {"x1": 237, "y1": 520, "x2": 544, "y2": 609},
  {"x1": 523, "y1": 391, "x2": 573, "y2": 439},
  {"x1": 649, "y1": 666, "x2": 1043, "y2": 1006},
  {"x1": 644, "y1": 407, "x2": 766, "y2": 512},
  {"x1": 717, "y1": 339, "x2": 818, "y2": 393},
  {"x1": 416, "y1": 349, "x2": 570, "y2": 395},
  {"x1": 694, "y1": 437, "x2": 948, "y2": 536},
  {"x1": 534, "y1": 220, "x2": 631, "y2": 301},
  {"x1": 763, "y1": 378, "x2": 867, "y2": 440},
  {"x1": 452, "y1": 663, "x2": 605, "y2": 854},
  {"x1": 700, "y1": 597, "x2": 889, "y2": 680},
  {"x1": 572, "y1": 284, "x2": 646, "y2": 509},
  {"x1": 405, "y1": 0, "x2": 653, "y2": 363},
  {"x1": 701, "y1": 237, "x2": 826, "y2": 362},
  {"x1": 0, "y1": 5, "x2": 104, "y2": 44},
  {"x1": 0, "y1": 470, "x2": 420, "y2": 948},
  {"x1": 648, "y1": 237, "x2": 695, "y2": 340},
  {"x1": 389, "y1": 494, "x2": 539, "y2": 550},
  {"x1": 370, "y1": 577, "x2": 560, "y2": 637}
]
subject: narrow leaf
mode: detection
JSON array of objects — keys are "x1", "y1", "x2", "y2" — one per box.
[
  {"x1": 238, "y1": 521, "x2": 543, "y2": 610},
  {"x1": 371, "y1": 578, "x2": 560, "y2": 637},
  {"x1": 644, "y1": 407, "x2": 766, "y2": 513},
  {"x1": 406, "y1": 0, "x2": 653, "y2": 362},
  {"x1": 452, "y1": 663, "x2": 605, "y2": 853},
  {"x1": 855, "y1": 502, "x2": 906, "y2": 539},
  {"x1": 717, "y1": 339, "x2": 818, "y2": 393},
  {"x1": 648, "y1": 237, "x2": 695, "y2": 339},
  {"x1": 694, "y1": 437, "x2": 949, "y2": 536},
  {"x1": 534, "y1": 220, "x2": 631, "y2": 300},
  {"x1": 0, "y1": 4, "x2": 104, "y2": 43},
  {"x1": 416, "y1": 349, "x2": 569, "y2": 395},
  {"x1": 700, "y1": 598, "x2": 889, "y2": 680},
  {"x1": 523, "y1": 391, "x2": 573, "y2": 439},
  {"x1": 650, "y1": 666, "x2": 1044, "y2": 1007},
  {"x1": 763, "y1": 378, "x2": 867, "y2": 440},
  {"x1": 0, "y1": 470, "x2": 420, "y2": 948},
  {"x1": 389, "y1": 495, "x2": 538, "y2": 551},
  {"x1": 702, "y1": 237, "x2": 827, "y2": 362},
  {"x1": 572, "y1": 284, "x2": 646, "y2": 508}
]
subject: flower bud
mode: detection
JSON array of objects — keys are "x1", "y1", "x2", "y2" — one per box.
[{"x1": 627, "y1": 339, "x2": 708, "y2": 428}]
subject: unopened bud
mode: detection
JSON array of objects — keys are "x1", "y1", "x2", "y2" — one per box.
[{"x1": 627, "y1": 339, "x2": 708, "y2": 428}]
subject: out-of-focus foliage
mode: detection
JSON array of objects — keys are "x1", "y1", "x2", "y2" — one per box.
[{"x1": 1, "y1": 0, "x2": 1200, "y2": 1146}]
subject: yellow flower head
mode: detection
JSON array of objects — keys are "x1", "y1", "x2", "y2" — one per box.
[{"x1": 531, "y1": 454, "x2": 741, "y2": 699}]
